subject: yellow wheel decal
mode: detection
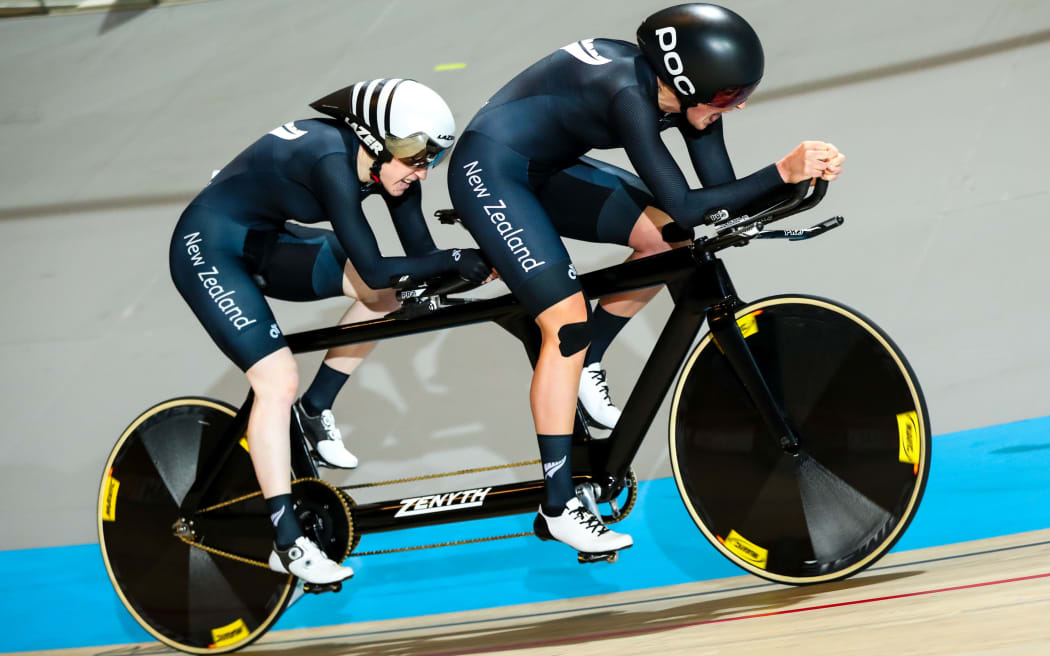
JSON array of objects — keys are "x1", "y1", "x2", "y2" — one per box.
[
  {"x1": 723, "y1": 530, "x2": 769, "y2": 569},
  {"x1": 101, "y1": 470, "x2": 119, "y2": 522},
  {"x1": 897, "y1": 410, "x2": 921, "y2": 471},
  {"x1": 210, "y1": 618, "x2": 249, "y2": 649}
]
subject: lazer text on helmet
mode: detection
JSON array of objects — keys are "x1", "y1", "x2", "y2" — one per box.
[
  {"x1": 346, "y1": 118, "x2": 383, "y2": 155},
  {"x1": 655, "y1": 27, "x2": 697, "y2": 97}
]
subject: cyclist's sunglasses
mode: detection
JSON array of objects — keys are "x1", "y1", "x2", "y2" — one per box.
[
  {"x1": 386, "y1": 132, "x2": 449, "y2": 169},
  {"x1": 691, "y1": 82, "x2": 760, "y2": 109}
]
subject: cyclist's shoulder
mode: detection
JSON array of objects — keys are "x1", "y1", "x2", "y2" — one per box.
[
  {"x1": 205, "y1": 119, "x2": 358, "y2": 199},
  {"x1": 557, "y1": 38, "x2": 644, "y2": 80},
  {"x1": 557, "y1": 37, "x2": 637, "y2": 63},
  {"x1": 556, "y1": 38, "x2": 655, "y2": 104},
  {"x1": 262, "y1": 118, "x2": 357, "y2": 155},
  {"x1": 591, "y1": 37, "x2": 642, "y2": 61}
]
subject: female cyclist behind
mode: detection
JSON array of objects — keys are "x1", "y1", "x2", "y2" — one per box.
[{"x1": 170, "y1": 79, "x2": 490, "y2": 584}]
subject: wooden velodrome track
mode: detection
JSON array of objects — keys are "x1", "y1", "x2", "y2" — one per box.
[{"x1": 29, "y1": 529, "x2": 1050, "y2": 655}]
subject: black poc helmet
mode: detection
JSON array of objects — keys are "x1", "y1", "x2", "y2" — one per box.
[{"x1": 637, "y1": 3, "x2": 764, "y2": 108}]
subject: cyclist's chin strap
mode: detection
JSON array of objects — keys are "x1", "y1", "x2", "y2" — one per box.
[{"x1": 369, "y1": 151, "x2": 393, "y2": 183}]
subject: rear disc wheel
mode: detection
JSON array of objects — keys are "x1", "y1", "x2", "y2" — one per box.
[{"x1": 98, "y1": 397, "x2": 294, "y2": 653}]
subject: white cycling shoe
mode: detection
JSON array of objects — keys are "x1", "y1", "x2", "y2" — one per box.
[
  {"x1": 268, "y1": 536, "x2": 354, "y2": 584},
  {"x1": 535, "y1": 497, "x2": 633, "y2": 554},
  {"x1": 578, "y1": 363, "x2": 621, "y2": 429},
  {"x1": 292, "y1": 399, "x2": 359, "y2": 469}
]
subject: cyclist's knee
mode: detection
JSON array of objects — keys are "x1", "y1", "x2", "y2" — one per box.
[
  {"x1": 537, "y1": 293, "x2": 592, "y2": 357},
  {"x1": 359, "y1": 287, "x2": 401, "y2": 313},
  {"x1": 245, "y1": 349, "x2": 299, "y2": 404},
  {"x1": 341, "y1": 259, "x2": 385, "y2": 303},
  {"x1": 557, "y1": 320, "x2": 592, "y2": 357},
  {"x1": 631, "y1": 206, "x2": 684, "y2": 254}
]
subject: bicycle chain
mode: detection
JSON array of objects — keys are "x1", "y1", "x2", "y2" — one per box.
[
  {"x1": 175, "y1": 532, "x2": 273, "y2": 570},
  {"x1": 178, "y1": 461, "x2": 638, "y2": 565},
  {"x1": 179, "y1": 477, "x2": 352, "y2": 571},
  {"x1": 339, "y1": 459, "x2": 541, "y2": 489}
]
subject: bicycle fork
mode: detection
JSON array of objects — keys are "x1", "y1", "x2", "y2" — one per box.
[{"x1": 707, "y1": 304, "x2": 801, "y2": 454}]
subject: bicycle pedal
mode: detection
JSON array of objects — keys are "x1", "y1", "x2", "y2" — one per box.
[
  {"x1": 577, "y1": 551, "x2": 618, "y2": 564},
  {"x1": 302, "y1": 581, "x2": 344, "y2": 594}
]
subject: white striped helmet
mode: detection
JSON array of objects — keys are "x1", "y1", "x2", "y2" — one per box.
[{"x1": 310, "y1": 78, "x2": 455, "y2": 168}]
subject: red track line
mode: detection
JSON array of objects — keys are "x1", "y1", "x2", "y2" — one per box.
[{"x1": 425, "y1": 572, "x2": 1050, "y2": 656}]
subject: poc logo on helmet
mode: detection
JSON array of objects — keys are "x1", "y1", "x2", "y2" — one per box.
[{"x1": 654, "y1": 27, "x2": 697, "y2": 97}]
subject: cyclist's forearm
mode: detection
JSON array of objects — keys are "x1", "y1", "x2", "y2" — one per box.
[
  {"x1": 642, "y1": 161, "x2": 784, "y2": 228},
  {"x1": 387, "y1": 183, "x2": 442, "y2": 256},
  {"x1": 359, "y1": 251, "x2": 453, "y2": 290},
  {"x1": 612, "y1": 90, "x2": 784, "y2": 228},
  {"x1": 678, "y1": 163, "x2": 785, "y2": 226}
]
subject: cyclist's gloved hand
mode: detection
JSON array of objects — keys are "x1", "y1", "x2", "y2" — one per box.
[{"x1": 449, "y1": 248, "x2": 491, "y2": 283}]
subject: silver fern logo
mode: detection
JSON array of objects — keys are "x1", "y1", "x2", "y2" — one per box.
[
  {"x1": 543, "y1": 456, "x2": 567, "y2": 479},
  {"x1": 269, "y1": 506, "x2": 285, "y2": 527}
]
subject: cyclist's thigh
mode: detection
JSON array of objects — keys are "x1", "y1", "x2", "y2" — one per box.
[
  {"x1": 448, "y1": 131, "x2": 582, "y2": 318},
  {"x1": 536, "y1": 156, "x2": 656, "y2": 247},
  {"x1": 257, "y1": 222, "x2": 347, "y2": 301},
  {"x1": 169, "y1": 206, "x2": 287, "y2": 371}
]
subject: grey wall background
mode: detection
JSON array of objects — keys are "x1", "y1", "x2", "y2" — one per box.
[{"x1": 2, "y1": 0, "x2": 1048, "y2": 549}]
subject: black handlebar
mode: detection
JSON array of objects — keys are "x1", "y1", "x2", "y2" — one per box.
[
  {"x1": 754, "y1": 215, "x2": 843, "y2": 241},
  {"x1": 699, "y1": 178, "x2": 839, "y2": 252},
  {"x1": 387, "y1": 270, "x2": 482, "y2": 320},
  {"x1": 709, "y1": 179, "x2": 827, "y2": 233},
  {"x1": 419, "y1": 178, "x2": 837, "y2": 299},
  {"x1": 393, "y1": 270, "x2": 481, "y2": 297}
]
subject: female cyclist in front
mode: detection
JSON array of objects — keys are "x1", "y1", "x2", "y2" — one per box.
[{"x1": 448, "y1": 4, "x2": 845, "y2": 557}]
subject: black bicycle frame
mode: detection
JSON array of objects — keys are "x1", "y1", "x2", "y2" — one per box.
[
  {"x1": 181, "y1": 180, "x2": 832, "y2": 536},
  {"x1": 178, "y1": 242, "x2": 802, "y2": 538}
]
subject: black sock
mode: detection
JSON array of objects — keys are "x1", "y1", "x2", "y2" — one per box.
[
  {"x1": 538, "y1": 433, "x2": 574, "y2": 515},
  {"x1": 584, "y1": 305, "x2": 631, "y2": 367},
  {"x1": 266, "y1": 494, "x2": 302, "y2": 549},
  {"x1": 302, "y1": 363, "x2": 350, "y2": 416}
]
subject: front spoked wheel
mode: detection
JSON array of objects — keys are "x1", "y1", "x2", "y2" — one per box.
[
  {"x1": 98, "y1": 397, "x2": 294, "y2": 653},
  {"x1": 669, "y1": 295, "x2": 930, "y2": 585}
]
